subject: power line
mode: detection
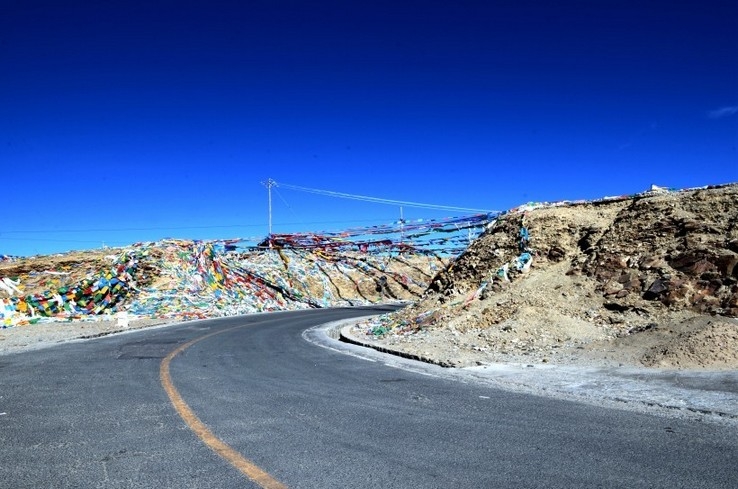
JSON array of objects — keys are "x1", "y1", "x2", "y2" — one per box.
[
  {"x1": 0, "y1": 236, "x2": 123, "y2": 244},
  {"x1": 0, "y1": 218, "x2": 399, "y2": 235},
  {"x1": 273, "y1": 186, "x2": 305, "y2": 225},
  {"x1": 3, "y1": 183, "x2": 493, "y2": 252},
  {"x1": 1, "y1": 224, "x2": 263, "y2": 234},
  {"x1": 274, "y1": 181, "x2": 498, "y2": 214}
]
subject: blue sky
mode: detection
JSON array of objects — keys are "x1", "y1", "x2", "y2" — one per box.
[{"x1": 2, "y1": 0, "x2": 736, "y2": 256}]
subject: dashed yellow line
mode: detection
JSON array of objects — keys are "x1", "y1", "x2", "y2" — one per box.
[{"x1": 160, "y1": 327, "x2": 288, "y2": 489}]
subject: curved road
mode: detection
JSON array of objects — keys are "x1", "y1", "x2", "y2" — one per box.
[{"x1": 1, "y1": 307, "x2": 736, "y2": 488}]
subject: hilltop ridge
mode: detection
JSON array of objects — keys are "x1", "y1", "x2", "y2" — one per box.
[
  {"x1": 351, "y1": 183, "x2": 738, "y2": 369},
  {"x1": 2, "y1": 183, "x2": 737, "y2": 371}
]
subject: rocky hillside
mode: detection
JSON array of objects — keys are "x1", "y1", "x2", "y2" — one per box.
[
  {"x1": 0, "y1": 241, "x2": 445, "y2": 326},
  {"x1": 4, "y1": 183, "x2": 737, "y2": 371},
  {"x1": 352, "y1": 184, "x2": 738, "y2": 369}
]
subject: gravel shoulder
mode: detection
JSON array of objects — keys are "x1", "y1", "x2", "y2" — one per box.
[
  {"x1": 336, "y1": 320, "x2": 738, "y2": 426},
  {"x1": 0, "y1": 317, "x2": 178, "y2": 355}
]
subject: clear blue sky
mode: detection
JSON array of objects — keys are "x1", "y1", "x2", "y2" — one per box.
[{"x1": 2, "y1": 0, "x2": 736, "y2": 256}]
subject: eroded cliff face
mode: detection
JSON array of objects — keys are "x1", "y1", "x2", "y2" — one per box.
[{"x1": 357, "y1": 185, "x2": 738, "y2": 369}]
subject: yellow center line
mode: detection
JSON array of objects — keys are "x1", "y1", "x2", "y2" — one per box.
[{"x1": 160, "y1": 326, "x2": 288, "y2": 489}]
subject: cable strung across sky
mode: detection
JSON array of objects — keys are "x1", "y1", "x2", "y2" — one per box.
[
  {"x1": 251, "y1": 180, "x2": 499, "y2": 255},
  {"x1": 274, "y1": 181, "x2": 499, "y2": 214},
  {"x1": 2, "y1": 1, "x2": 735, "y2": 258}
]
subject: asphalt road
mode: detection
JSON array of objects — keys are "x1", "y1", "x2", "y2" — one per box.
[{"x1": 1, "y1": 306, "x2": 736, "y2": 488}]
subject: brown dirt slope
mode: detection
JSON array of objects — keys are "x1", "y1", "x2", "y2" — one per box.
[{"x1": 354, "y1": 184, "x2": 738, "y2": 369}]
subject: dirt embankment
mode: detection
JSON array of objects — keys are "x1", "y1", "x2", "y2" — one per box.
[
  {"x1": 354, "y1": 185, "x2": 738, "y2": 369},
  {"x1": 3, "y1": 185, "x2": 737, "y2": 371},
  {"x1": 0, "y1": 242, "x2": 446, "y2": 354}
]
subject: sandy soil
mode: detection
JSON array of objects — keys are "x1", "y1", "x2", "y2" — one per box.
[
  {"x1": 350, "y1": 184, "x2": 738, "y2": 370},
  {"x1": 0, "y1": 317, "x2": 177, "y2": 355}
]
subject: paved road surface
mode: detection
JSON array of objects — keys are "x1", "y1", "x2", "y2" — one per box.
[{"x1": 1, "y1": 307, "x2": 736, "y2": 488}]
